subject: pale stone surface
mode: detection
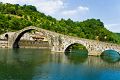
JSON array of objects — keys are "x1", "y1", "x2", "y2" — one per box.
[{"x1": 0, "y1": 26, "x2": 119, "y2": 56}]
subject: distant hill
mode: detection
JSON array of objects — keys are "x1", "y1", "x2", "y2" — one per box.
[
  {"x1": 0, "y1": 2, "x2": 120, "y2": 44},
  {"x1": 116, "y1": 33, "x2": 120, "y2": 37}
]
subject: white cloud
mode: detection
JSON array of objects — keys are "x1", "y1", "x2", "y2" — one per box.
[
  {"x1": 35, "y1": 0, "x2": 64, "y2": 15},
  {"x1": 105, "y1": 23, "x2": 120, "y2": 33},
  {"x1": 0, "y1": 0, "x2": 18, "y2": 4},
  {"x1": 78, "y1": 6, "x2": 89, "y2": 11},
  {"x1": 62, "y1": 6, "x2": 89, "y2": 16},
  {"x1": 0, "y1": 0, "x2": 64, "y2": 15}
]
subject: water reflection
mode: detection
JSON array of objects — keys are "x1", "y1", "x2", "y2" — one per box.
[
  {"x1": 101, "y1": 55, "x2": 120, "y2": 63},
  {"x1": 65, "y1": 50, "x2": 88, "y2": 64},
  {"x1": 0, "y1": 52, "x2": 34, "y2": 79},
  {"x1": 0, "y1": 49, "x2": 120, "y2": 80},
  {"x1": 101, "y1": 50, "x2": 120, "y2": 63},
  {"x1": 0, "y1": 48, "x2": 50, "y2": 80}
]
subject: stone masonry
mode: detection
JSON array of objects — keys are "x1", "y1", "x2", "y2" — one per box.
[{"x1": 0, "y1": 26, "x2": 119, "y2": 56}]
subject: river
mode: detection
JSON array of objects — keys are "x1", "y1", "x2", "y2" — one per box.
[{"x1": 0, "y1": 48, "x2": 120, "y2": 80}]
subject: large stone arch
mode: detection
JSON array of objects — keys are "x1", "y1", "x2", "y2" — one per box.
[
  {"x1": 8, "y1": 26, "x2": 53, "y2": 49},
  {"x1": 13, "y1": 29, "x2": 35, "y2": 48}
]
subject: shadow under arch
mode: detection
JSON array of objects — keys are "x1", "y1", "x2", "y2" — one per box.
[
  {"x1": 13, "y1": 29, "x2": 35, "y2": 48},
  {"x1": 5, "y1": 34, "x2": 9, "y2": 40},
  {"x1": 64, "y1": 43, "x2": 88, "y2": 55},
  {"x1": 100, "y1": 49, "x2": 120, "y2": 63},
  {"x1": 13, "y1": 28, "x2": 49, "y2": 48}
]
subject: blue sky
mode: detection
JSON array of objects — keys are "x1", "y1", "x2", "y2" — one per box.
[{"x1": 1, "y1": 0, "x2": 120, "y2": 33}]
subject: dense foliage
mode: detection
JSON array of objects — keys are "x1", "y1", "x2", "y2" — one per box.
[
  {"x1": 0, "y1": 2, "x2": 120, "y2": 44},
  {"x1": 116, "y1": 33, "x2": 120, "y2": 37}
]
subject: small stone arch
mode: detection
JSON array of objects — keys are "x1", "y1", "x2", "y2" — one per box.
[
  {"x1": 64, "y1": 42, "x2": 88, "y2": 53},
  {"x1": 101, "y1": 49, "x2": 120, "y2": 55}
]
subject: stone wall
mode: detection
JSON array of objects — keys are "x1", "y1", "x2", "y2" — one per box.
[
  {"x1": 0, "y1": 40, "x2": 8, "y2": 48},
  {"x1": 19, "y1": 40, "x2": 49, "y2": 48}
]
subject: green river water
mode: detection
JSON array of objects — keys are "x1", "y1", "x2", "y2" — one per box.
[{"x1": 0, "y1": 48, "x2": 120, "y2": 80}]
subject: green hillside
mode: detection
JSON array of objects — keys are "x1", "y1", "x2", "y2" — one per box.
[
  {"x1": 0, "y1": 2, "x2": 120, "y2": 44},
  {"x1": 116, "y1": 33, "x2": 120, "y2": 37}
]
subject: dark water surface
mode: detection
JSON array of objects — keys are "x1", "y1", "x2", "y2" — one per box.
[{"x1": 0, "y1": 48, "x2": 120, "y2": 80}]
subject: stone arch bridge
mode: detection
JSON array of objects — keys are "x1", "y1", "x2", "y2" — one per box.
[{"x1": 6, "y1": 26, "x2": 120, "y2": 56}]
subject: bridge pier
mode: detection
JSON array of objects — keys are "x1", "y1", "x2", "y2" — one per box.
[
  {"x1": 51, "y1": 45, "x2": 64, "y2": 52},
  {"x1": 88, "y1": 51, "x2": 102, "y2": 56}
]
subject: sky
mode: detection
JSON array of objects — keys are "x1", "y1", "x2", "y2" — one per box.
[{"x1": 0, "y1": 0, "x2": 120, "y2": 33}]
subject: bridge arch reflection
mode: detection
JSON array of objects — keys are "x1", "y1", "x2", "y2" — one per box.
[{"x1": 101, "y1": 49, "x2": 120, "y2": 63}]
